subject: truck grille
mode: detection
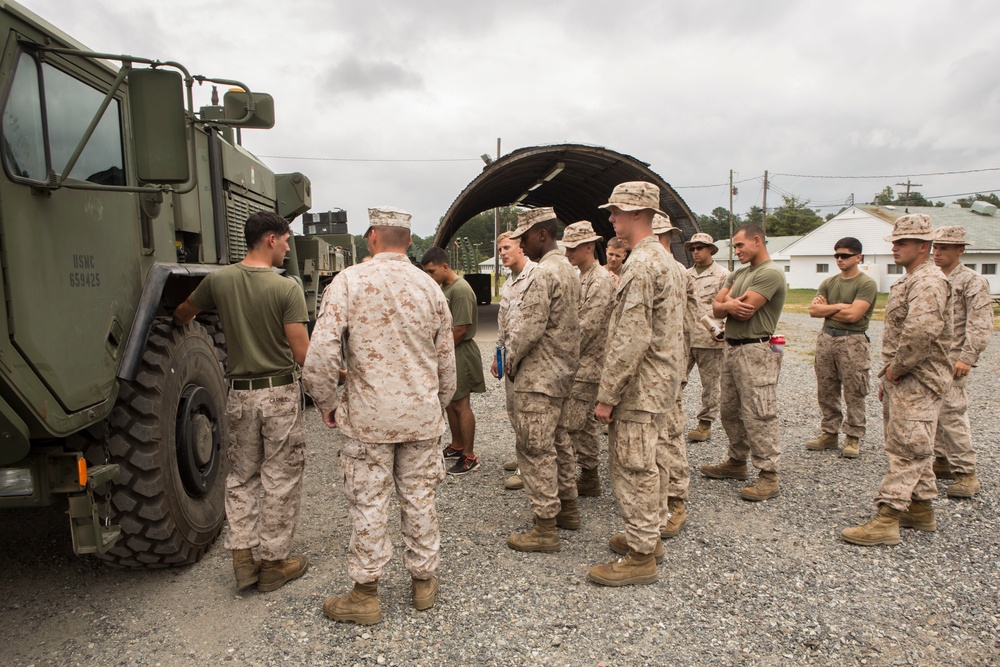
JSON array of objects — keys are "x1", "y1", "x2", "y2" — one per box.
[{"x1": 225, "y1": 190, "x2": 274, "y2": 263}]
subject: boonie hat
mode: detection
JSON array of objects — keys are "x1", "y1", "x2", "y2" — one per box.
[
  {"x1": 598, "y1": 181, "x2": 668, "y2": 218},
  {"x1": 934, "y1": 225, "x2": 973, "y2": 246},
  {"x1": 684, "y1": 232, "x2": 719, "y2": 255},
  {"x1": 883, "y1": 213, "x2": 936, "y2": 243},
  {"x1": 559, "y1": 221, "x2": 602, "y2": 248},
  {"x1": 510, "y1": 207, "x2": 558, "y2": 240},
  {"x1": 652, "y1": 214, "x2": 680, "y2": 235},
  {"x1": 365, "y1": 206, "x2": 412, "y2": 238}
]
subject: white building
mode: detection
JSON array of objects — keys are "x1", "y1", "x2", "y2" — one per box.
[{"x1": 780, "y1": 204, "x2": 1000, "y2": 292}]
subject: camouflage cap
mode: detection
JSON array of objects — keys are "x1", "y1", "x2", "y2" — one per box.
[
  {"x1": 934, "y1": 225, "x2": 973, "y2": 246},
  {"x1": 364, "y1": 206, "x2": 412, "y2": 238},
  {"x1": 559, "y1": 221, "x2": 602, "y2": 248},
  {"x1": 510, "y1": 206, "x2": 557, "y2": 239},
  {"x1": 884, "y1": 213, "x2": 936, "y2": 243},
  {"x1": 598, "y1": 181, "x2": 667, "y2": 218},
  {"x1": 652, "y1": 214, "x2": 680, "y2": 235},
  {"x1": 684, "y1": 232, "x2": 719, "y2": 255}
]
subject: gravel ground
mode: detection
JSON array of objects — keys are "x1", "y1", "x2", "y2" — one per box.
[{"x1": 2, "y1": 311, "x2": 999, "y2": 666}]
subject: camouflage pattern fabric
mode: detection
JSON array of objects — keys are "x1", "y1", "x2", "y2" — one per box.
[
  {"x1": 687, "y1": 263, "x2": 729, "y2": 349},
  {"x1": 686, "y1": 347, "x2": 724, "y2": 423},
  {"x1": 655, "y1": 395, "x2": 689, "y2": 529},
  {"x1": 814, "y1": 332, "x2": 871, "y2": 438},
  {"x1": 558, "y1": 383, "x2": 602, "y2": 471},
  {"x1": 574, "y1": 263, "x2": 616, "y2": 384},
  {"x1": 720, "y1": 342, "x2": 782, "y2": 472},
  {"x1": 934, "y1": 263, "x2": 992, "y2": 473},
  {"x1": 339, "y1": 437, "x2": 446, "y2": 583},
  {"x1": 608, "y1": 419, "x2": 660, "y2": 555},
  {"x1": 514, "y1": 391, "x2": 565, "y2": 518},
  {"x1": 223, "y1": 382, "x2": 306, "y2": 561},
  {"x1": 497, "y1": 259, "x2": 538, "y2": 351},
  {"x1": 875, "y1": 258, "x2": 952, "y2": 510}
]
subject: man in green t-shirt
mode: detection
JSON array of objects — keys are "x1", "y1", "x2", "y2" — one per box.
[
  {"x1": 174, "y1": 211, "x2": 310, "y2": 593},
  {"x1": 701, "y1": 223, "x2": 787, "y2": 502},
  {"x1": 420, "y1": 248, "x2": 486, "y2": 475},
  {"x1": 805, "y1": 237, "x2": 878, "y2": 459}
]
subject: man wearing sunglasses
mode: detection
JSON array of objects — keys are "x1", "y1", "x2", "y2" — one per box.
[{"x1": 805, "y1": 238, "x2": 877, "y2": 459}]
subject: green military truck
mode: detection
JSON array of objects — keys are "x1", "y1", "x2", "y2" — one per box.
[{"x1": 0, "y1": 1, "x2": 315, "y2": 567}]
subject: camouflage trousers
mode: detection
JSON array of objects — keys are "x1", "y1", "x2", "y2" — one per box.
[
  {"x1": 608, "y1": 416, "x2": 660, "y2": 555},
  {"x1": 340, "y1": 436, "x2": 446, "y2": 584},
  {"x1": 687, "y1": 347, "x2": 724, "y2": 423},
  {"x1": 223, "y1": 382, "x2": 306, "y2": 561},
  {"x1": 814, "y1": 331, "x2": 871, "y2": 438},
  {"x1": 557, "y1": 381, "x2": 602, "y2": 472},
  {"x1": 655, "y1": 395, "x2": 689, "y2": 527},
  {"x1": 720, "y1": 342, "x2": 782, "y2": 472},
  {"x1": 934, "y1": 375, "x2": 977, "y2": 475},
  {"x1": 515, "y1": 391, "x2": 574, "y2": 518},
  {"x1": 875, "y1": 376, "x2": 941, "y2": 511}
]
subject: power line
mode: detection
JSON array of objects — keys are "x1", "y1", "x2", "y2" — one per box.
[
  {"x1": 772, "y1": 167, "x2": 1000, "y2": 180},
  {"x1": 258, "y1": 155, "x2": 481, "y2": 163},
  {"x1": 674, "y1": 175, "x2": 762, "y2": 189}
]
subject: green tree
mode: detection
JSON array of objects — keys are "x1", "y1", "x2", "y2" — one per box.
[
  {"x1": 695, "y1": 206, "x2": 739, "y2": 241},
  {"x1": 956, "y1": 193, "x2": 1000, "y2": 208},
  {"x1": 765, "y1": 195, "x2": 825, "y2": 236},
  {"x1": 875, "y1": 186, "x2": 895, "y2": 205}
]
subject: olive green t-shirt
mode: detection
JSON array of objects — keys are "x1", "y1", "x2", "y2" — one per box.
[
  {"x1": 723, "y1": 259, "x2": 786, "y2": 339},
  {"x1": 189, "y1": 263, "x2": 308, "y2": 377},
  {"x1": 442, "y1": 276, "x2": 477, "y2": 342},
  {"x1": 818, "y1": 272, "x2": 878, "y2": 332}
]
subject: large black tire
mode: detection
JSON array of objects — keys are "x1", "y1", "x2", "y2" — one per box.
[{"x1": 99, "y1": 318, "x2": 229, "y2": 567}]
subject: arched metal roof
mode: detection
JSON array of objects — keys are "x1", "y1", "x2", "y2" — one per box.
[{"x1": 434, "y1": 143, "x2": 700, "y2": 263}]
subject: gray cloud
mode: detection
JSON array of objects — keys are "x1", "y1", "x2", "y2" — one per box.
[{"x1": 320, "y1": 56, "x2": 424, "y2": 99}]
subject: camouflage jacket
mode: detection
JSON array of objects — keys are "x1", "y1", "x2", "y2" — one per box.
[
  {"x1": 881, "y1": 258, "x2": 953, "y2": 396},
  {"x1": 687, "y1": 262, "x2": 729, "y2": 349},
  {"x1": 505, "y1": 249, "x2": 581, "y2": 398},
  {"x1": 574, "y1": 262, "x2": 616, "y2": 386},
  {"x1": 302, "y1": 253, "x2": 457, "y2": 443},
  {"x1": 597, "y1": 236, "x2": 686, "y2": 419},
  {"x1": 946, "y1": 263, "x2": 992, "y2": 367},
  {"x1": 497, "y1": 259, "x2": 537, "y2": 350}
]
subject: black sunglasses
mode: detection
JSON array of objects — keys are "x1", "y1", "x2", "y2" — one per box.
[{"x1": 833, "y1": 253, "x2": 858, "y2": 260}]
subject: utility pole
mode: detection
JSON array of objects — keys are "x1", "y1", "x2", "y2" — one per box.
[
  {"x1": 762, "y1": 170, "x2": 768, "y2": 236},
  {"x1": 895, "y1": 178, "x2": 922, "y2": 206},
  {"x1": 728, "y1": 169, "x2": 735, "y2": 271}
]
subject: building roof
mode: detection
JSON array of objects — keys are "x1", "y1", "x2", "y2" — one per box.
[{"x1": 860, "y1": 204, "x2": 1000, "y2": 249}]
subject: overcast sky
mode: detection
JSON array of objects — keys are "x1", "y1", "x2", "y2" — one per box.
[{"x1": 18, "y1": 0, "x2": 1000, "y2": 237}]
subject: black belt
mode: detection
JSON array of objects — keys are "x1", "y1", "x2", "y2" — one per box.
[
  {"x1": 230, "y1": 373, "x2": 297, "y2": 391},
  {"x1": 726, "y1": 337, "x2": 770, "y2": 346},
  {"x1": 823, "y1": 327, "x2": 865, "y2": 337}
]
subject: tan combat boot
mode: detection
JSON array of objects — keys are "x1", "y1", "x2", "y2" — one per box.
[
  {"x1": 841, "y1": 436, "x2": 860, "y2": 459},
  {"x1": 576, "y1": 466, "x2": 602, "y2": 497},
  {"x1": 504, "y1": 470, "x2": 524, "y2": 490},
  {"x1": 507, "y1": 516, "x2": 560, "y2": 553},
  {"x1": 701, "y1": 458, "x2": 750, "y2": 480},
  {"x1": 899, "y1": 499, "x2": 936, "y2": 531},
  {"x1": 609, "y1": 533, "x2": 664, "y2": 563},
  {"x1": 661, "y1": 497, "x2": 687, "y2": 538},
  {"x1": 947, "y1": 472, "x2": 981, "y2": 498},
  {"x1": 588, "y1": 550, "x2": 658, "y2": 586},
  {"x1": 740, "y1": 471, "x2": 780, "y2": 501},
  {"x1": 933, "y1": 456, "x2": 954, "y2": 480},
  {"x1": 687, "y1": 420, "x2": 712, "y2": 442},
  {"x1": 411, "y1": 576, "x2": 438, "y2": 611},
  {"x1": 555, "y1": 498, "x2": 580, "y2": 530},
  {"x1": 805, "y1": 432, "x2": 839, "y2": 450},
  {"x1": 503, "y1": 459, "x2": 519, "y2": 472},
  {"x1": 257, "y1": 555, "x2": 309, "y2": 592},
  {"x1": 841, "y1": 505, "x2": 901, "y2": 546},
  {"x1": 232, "y1": 548, "x2": 259, "y2": 591},
  {"x1": 323, "y1": 581, "x2": 381, "y2": 625}
]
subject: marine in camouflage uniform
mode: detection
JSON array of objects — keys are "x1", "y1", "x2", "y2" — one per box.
[
  {"x1": 932, "y1": 226, "x2": 991, "y2": 498},
  {"x1": 683, "y1": 233, "x2": 729, "y2": 442},
  {"x1": 590, "y1": 182, "x2": 685, "y2": 587},
  {"x1": 556, "y1": 221, "x2": 616, "y2": 498},
  {"x1": 173, "y1": 210, "x2": 311, "y2": 593},
  {"x1": 504, "y1": 208, "x2": 580, "y2": 552},
  {"x1": 843, "y1": 214, "x2": 952, "y2": 547},
  {"x1": 304, "y1": 207, "x2": 456, "y2": 622},
  {"x1": 805, "y1": 237, "x2": 877, "y2": 458}
]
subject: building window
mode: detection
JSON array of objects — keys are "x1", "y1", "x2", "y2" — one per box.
[
  {"x1": 784, "y1": 265, "x2": 790, "y2": 273},
  {"x1": 816, "y1": 263, "x2": 829, "y2": 273},
  {"x1": 982, "y1": 264, "x2": 997, "y2": 275},
  {"x1": 965, "y1": 264, "x2": 977, "y2": 271},
  {"x1": 887, "y1": 265, "x2": 904, "y2": 275}
]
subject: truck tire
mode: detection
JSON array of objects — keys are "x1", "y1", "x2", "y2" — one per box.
[{"x1": 100, "y1": 319, "x2": 228, "y2": 567}]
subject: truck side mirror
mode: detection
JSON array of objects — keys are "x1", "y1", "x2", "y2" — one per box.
[
  {"x1": 129, "y1": 68, "x2": 190, "y2": 183},
  {"x1": 223, "y1": 90, "x2": 275, "y2": 129}
]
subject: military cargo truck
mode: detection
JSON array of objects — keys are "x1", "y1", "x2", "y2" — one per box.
[{"x1": 0, "y1": 1, "x2": 313, "y2": 567}]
